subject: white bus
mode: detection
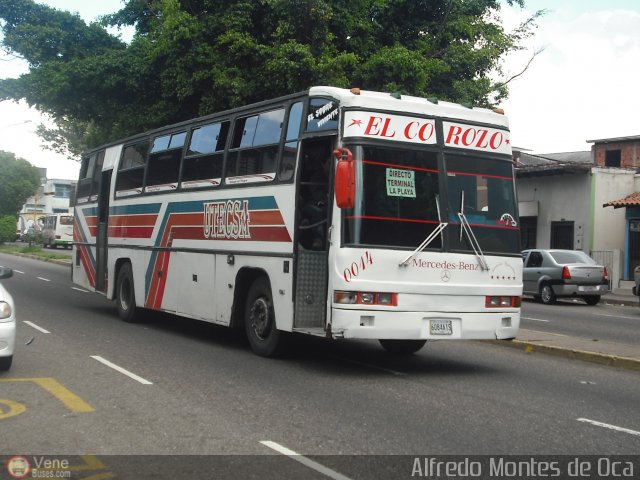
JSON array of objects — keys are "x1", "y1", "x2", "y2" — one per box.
[
  {"x1": 42, "y1": 213, "x2": 74, "y2": 249},
  {"x1": 72, "y1": 87, "x2": 522, "y2": 357}
]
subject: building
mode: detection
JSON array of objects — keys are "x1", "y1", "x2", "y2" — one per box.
[
  {"x1": 17, "y1": 174, "x2": 74, "y2": 232},
  {"x1": 590, "y1": 135, "x2": 640, "y2": 282},
  {"x1": 515, "y1": 148, "x2": 637, "y2": 289}
]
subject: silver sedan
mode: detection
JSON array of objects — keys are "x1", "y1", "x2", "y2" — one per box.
[{"x1": 522, "y1": 249, "x2": 610, "y2": 305}]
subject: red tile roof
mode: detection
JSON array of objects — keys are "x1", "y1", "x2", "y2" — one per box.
[{"x1": 604, "y1": 192, "x2": 640, "y2": 208}]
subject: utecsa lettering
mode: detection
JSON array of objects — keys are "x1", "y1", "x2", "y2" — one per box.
[{"x1": 203, "y1": 200, "x2": 251, "y2": 239}]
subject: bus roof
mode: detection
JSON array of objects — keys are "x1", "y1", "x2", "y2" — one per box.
[
  {"x1": 83, "y1": 86, "x2": 508, "y2": 156},
  {"x1": 309, "y1": 86, "x2": 509, "y2": 129}
]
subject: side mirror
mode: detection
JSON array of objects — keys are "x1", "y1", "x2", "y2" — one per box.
[{"x1": 333, "y1": 148, "x2": 355, "y2": 209}]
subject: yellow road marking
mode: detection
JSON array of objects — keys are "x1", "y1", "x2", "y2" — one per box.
[
  {"x1": 0, "y1": 398, "x2": 26, "y2": 419},
  {"x1": 0, "y1": 378, "x2": 94, "y2": 413}
]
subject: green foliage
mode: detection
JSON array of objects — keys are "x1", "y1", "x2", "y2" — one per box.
[
  {"x1": 0, "y1": 216, "x2": 17, "y2": 244},
  {"x1": 0, "y1": 151, "x2": 41, "y2": 217},
  {"x1": 0, "y1": 0, "x2": 540, "y2": 154}
]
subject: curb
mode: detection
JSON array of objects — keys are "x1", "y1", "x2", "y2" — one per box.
[{"x1": 488, "y1": 339, "x2": 640, "y2": 372}]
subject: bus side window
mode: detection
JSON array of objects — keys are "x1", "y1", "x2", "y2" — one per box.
[
  {"x1": 280, "y1": 102, "x2": 303, "y2": 182},
  {"x1": 76, "y1": 150, "x2": 105, "y2": 204},
  {"x1": 181, "y1": 121, "x2": 229, "y2": 189},
  {"x1": 146, "y1": 131, "x2": 185, "y2": 190},
  {"x1": 115, "y1": 140, "x2": 149, "y2": 196},
  {"x1": 226, "y1": 108, "x2": 285, "y2": 182}
]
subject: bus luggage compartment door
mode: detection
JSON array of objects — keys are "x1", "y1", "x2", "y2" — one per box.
[{"x1": 293, "y1": 249, "x2": 327, "y2": 329}]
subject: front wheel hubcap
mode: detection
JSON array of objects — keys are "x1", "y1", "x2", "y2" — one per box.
[{"x1": 250, "y1": 297, "x2": 271, "y2": 340}]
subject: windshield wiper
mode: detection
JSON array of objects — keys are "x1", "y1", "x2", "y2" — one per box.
[
  {"x1": 458, "y1": 191, "x2": 489, "y2": 271},
  {"x1": 399, "y1": 195, "x2": 447, "y2": 267}
]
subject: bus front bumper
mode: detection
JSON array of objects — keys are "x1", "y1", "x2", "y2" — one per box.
[{"x1": 330, "y1": 308, "x2": 519, "y2": 340}]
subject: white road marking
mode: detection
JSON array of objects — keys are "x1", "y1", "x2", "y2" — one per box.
[
  {"x1": 24, "y1": 321, "x2": 50, "y2": 334},
  {"x1": 71, "y1": 287, "x2": 89, "y2": 293},
  {"x1": 13, "y1": 270, "x2": 25, "y2": 274},
  {"x1": 577, "y1": 418, "x2": 640, "y2": 437},
  {"x1": 90, "y1": 356, "x2": 153, "y2": 385},
  {"x1": 522, "y1": 317, "x2": 550, "y2": 323},
  {"x1": 36, "y1": 277, "x2": 51, "y2": 282},
  {"x1": 260, "y1": 441, "x2": 352, "y2": 480},
  {"x1": 591, "y1": 312, "x2": 639, "y2": 321}
]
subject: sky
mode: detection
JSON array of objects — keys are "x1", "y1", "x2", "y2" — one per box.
[{"x1": 1, "y1": 0, "x2": 639, "y2": 179}]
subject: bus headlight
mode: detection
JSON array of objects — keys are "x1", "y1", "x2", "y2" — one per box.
[
  {"x1": 334, "y1": 291, "x2": 397, "y2": 306},
  {"x1": 485, "y1": 296, "x2": 521, "y2": 308},
  {"x1": 0, "y1": 301, "x2": 12, "y2": 320}
]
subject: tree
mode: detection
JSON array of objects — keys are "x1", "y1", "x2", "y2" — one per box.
[
  {"x1": 0, "y1": 0, "x2": 541, "y2": 155},
  {"x1": 0, "y1": 151, "x2": 41, "y2": 218},
  {"x1": 0, "y1": 216, "x2": 17, "y2": 244}
]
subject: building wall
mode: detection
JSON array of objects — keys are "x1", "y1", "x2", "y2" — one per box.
[
  {"x1": 592, "y1": 168, "x2": 635, "y2": 250},
  {"x1": 593, "y1": 142, "x2": 639, "y2": 169},
  {"x1": 517, "y1": 172, "x2": 592, "y2": 250}
]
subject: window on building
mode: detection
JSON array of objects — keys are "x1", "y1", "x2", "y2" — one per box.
[
  {"x1": 550, "y1": 221, "x2": 574, "y2": 249},
  {"x1": 54, "y1": 184, "x2": 71, "y2": 198},
  {"x1": 605, "y1": 149, "x2": 621, "y2": 167}
]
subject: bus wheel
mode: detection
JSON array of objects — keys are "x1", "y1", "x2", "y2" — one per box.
[
  {"x1": 379, "y1": 339, "x2": 426, "y2": 355},
  {"x1": 244, "y1": 277, "x2": 287, "y2": 357},
  {"x1": 0, "y1": 355, "x2": 13, "y2": 371},
  {"x1": 116, "y1": 263, "x2": 140, "y2": 322}
]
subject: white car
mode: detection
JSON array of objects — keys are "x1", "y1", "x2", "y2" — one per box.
[{"x1": 0, "y1": 266, "x2": 15, "y2": 371}]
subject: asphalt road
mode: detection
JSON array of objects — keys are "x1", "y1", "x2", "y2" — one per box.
[
  {"x1": 521, "y1": 298, "x2": 640, "y2": 345},
  {"x1": 1, "y1": 252, "x2": 639, "y2": 478}
]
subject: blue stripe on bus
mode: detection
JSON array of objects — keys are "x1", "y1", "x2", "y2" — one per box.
[{"x1": 109, "y1": 203, "x2": 162, "y2": 216}]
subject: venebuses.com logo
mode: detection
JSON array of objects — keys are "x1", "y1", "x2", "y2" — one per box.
[{"x1": 6, "y1": 456, "x2": 30, "y2": 478}]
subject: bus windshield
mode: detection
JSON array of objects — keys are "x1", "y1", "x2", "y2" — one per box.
[{"x1": 342, "y1": 145, "x2": 519, "y2": 255}]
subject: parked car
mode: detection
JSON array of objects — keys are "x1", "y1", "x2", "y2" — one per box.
[
  {"x1": 522, "y1": 249, "x2": 610, "y2": 305},
  {"x1": 0, "y1": 266, "x2": 15, "y2": 371}
]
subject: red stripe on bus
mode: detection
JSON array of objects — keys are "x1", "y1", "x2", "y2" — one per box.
[
  {"x1": 344, "y1": 215, "x2": 440, "y2": 225},
  {"x1": 361, "y1": 159, "x2": 439, "y2": 173},
  {"x1": 249, "y1": 210, "x2": 286, "y2": 226},
  {"x1": 109, "y1": 214, "x2": 159, "y2": 227},
  {"x1": 446, "y1": 171, "x2": 512, "y2": 180},
  {"x1": 448, "y1": 221, "x2": 519, "y2": 230},
  {"x1": 108, "y1": 226, "x2": 155, "y2": 238}
]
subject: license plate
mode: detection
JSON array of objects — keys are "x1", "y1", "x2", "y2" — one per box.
[
  {"x1": 430, "y1": 319, "x2": 453, "y2": 335},
  {"x1": 579, "y1": 286, "x2": 597, "y2": 292}
]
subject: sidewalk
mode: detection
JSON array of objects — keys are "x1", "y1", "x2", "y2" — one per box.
[
  {"x1": 493, "y1": 290, "x2": 640, "y2": 372},
  {"x1": 494, "y1": 329, "x2": 640, "y2": 372}
]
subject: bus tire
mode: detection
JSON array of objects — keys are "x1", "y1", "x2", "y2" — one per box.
[
  {"x1": 244, "y1": 277, "x2": 288, "y2": 357},
  {"x1": 379, "y1": 339, "x2": 426, "y2": 355},
  {"x1": 0, "y1": 355, "x2": 12, "y2": 371},
  {"x1": 116, "y1": 263, "x2": 140, "y2": 323}
]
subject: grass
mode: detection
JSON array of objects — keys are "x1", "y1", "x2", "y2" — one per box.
[{"x1": 0, "y1": 243, "x2": 72, "y2": 261}]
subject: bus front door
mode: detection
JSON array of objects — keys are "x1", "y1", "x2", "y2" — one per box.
[
  {"x1": 95, "y1": 170, "x2": 111, "y2": 293},
  {"x1": 293, "y1": 138, "x2": 332, "y2": 331}
]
